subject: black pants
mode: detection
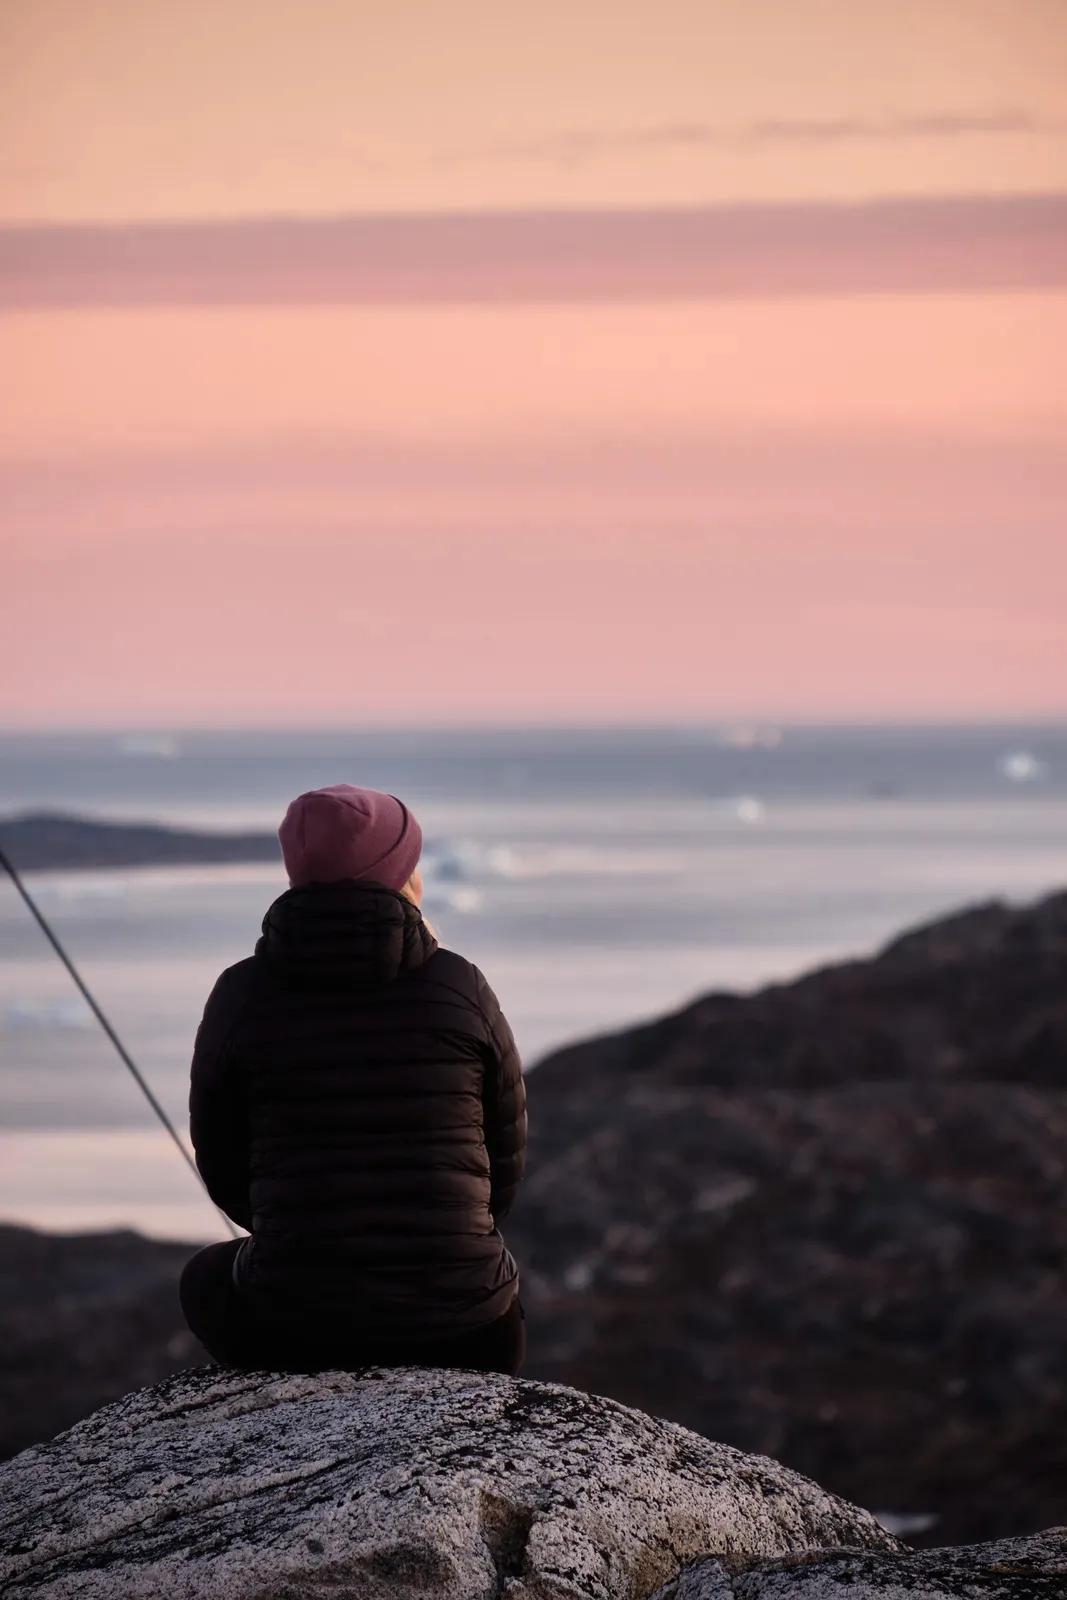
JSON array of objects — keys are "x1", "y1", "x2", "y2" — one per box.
[{"x1": 179, "y1": 1239, "x2": 526, "y2": 1377}]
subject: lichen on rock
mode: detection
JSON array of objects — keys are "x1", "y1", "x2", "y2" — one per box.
[
  {"x1": 650, "y1": 1526, "x2": 1067, "y2": 1598},
  {"x1": 0, "y1": 1364, "x2": 896, "y2": 1599}
]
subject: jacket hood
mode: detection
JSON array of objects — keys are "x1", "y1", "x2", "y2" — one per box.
[{"x1": 254, "y1": 879, "x2": 438, "y2": 987}]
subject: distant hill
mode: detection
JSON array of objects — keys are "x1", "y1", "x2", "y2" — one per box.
[{"x1": 0, "y1": 811, "x2": 280, "y2": 872}]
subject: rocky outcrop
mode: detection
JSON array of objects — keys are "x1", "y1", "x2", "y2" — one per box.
[
  {"x1": 0, "y1": 1224, "x2": 207, "y2": 1463},
  {"x1": 0, "y1": 1366, "x2": 896, "y2": 1600},
  {"x1": 509, "y1": 890, "x2": 1067, "y2": 1546},
  {"x1": 651, "y1": 1527, "x2": 1067, "y2": 1597},
  {"x1": 527, "y1": 888, "x2": 1067, "y2": 1092}
]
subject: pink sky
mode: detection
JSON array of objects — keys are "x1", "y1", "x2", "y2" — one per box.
[{"x1": 2, "y1": 0, "x2": 1065, "y2": 726}]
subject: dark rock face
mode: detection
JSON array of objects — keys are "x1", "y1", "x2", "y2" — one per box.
[
  {"x1": 651, "y1": 1528, "x2": 1067, "y2": 1598},
  {"x1": 507, "y1": 890, "x2": 1067, "y2": 1547},
  {"x1": 0, "y1": 1225, "x2": 207, "y2": 1462},
  {"x1": 0, "y1": 1366, "x2": 897, "y2": 1599}
]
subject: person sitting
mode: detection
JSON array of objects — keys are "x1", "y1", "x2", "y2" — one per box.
[{"x1": 178, "y1": 783, "x2": 527, "y2": 1375}]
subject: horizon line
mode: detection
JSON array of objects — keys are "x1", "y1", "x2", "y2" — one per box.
[{"x1": 3, "y1": 713, "x2": 1067, "y2": 738}]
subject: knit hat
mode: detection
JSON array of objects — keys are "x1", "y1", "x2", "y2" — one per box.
[{"x1": 278, "y1": 785, "x2": 422, "y2": 892}]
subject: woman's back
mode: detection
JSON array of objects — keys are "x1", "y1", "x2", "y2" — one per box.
[{"x1": 184, "y1": 787, "x2": 526, "y2": 1366}]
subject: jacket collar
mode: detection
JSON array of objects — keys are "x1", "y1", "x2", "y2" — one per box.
[{"x1": 254, "y1": 879, "x2": 438, "y2": 986}]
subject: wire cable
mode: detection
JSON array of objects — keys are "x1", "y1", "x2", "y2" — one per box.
[{"x1": 0, "y1": 843, "x2": 240, "y2": 1240}]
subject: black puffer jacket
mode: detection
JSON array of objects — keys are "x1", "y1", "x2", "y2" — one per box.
[{"x1": 188, "y1": 879, "x2": 526, "y2": 1338}]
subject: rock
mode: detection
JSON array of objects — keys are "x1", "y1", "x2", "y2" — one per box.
[
  {"x1": 0, "y1": 1365, "x2": 897, "y2": 1600},
  {"x1": 508, "y1": 889, "x2": 1067, "y2": 1545},
  {"x1": 0, "y1": 1224, "x2": 208, "y2": 1463},
  {"x1": 650, "y1": 1526, "x2": 1067, "y2": 1597}
]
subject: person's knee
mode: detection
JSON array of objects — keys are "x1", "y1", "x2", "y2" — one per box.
[
  {"x1": 178, "y1": 1240, "x2": 239, "y2": 1334},
  {"x1": 178, "y1": 1245, "x2": 208, "y2": 1316}
]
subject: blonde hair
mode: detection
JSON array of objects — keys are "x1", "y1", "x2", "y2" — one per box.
[{"x1": 401, "y1": 872, "x2": 438, "y2": 940}]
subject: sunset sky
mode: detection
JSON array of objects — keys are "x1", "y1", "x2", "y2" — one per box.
[{"x1": 2, "y1": 0, "x2": 1065, "y2": 726}]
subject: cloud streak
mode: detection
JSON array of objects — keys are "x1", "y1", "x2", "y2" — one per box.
[
  {"x1": 479, "y1": 109, "x2": 1059, "y2": 165},
  {"x1": 1, "y1": 193, "x2": 1065, "y2": 308}
]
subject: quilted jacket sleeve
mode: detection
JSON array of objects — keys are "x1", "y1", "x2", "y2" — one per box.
[
  {"x1": 188, "y1": 966, "x2": 253, "y2": 1234},
  {"x1": 473, "y1": 966, "x2": 527, "y2": 1221}
]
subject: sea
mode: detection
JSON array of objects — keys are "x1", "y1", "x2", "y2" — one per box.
[{"x1": 1, "y1": 722, "x2": 1064, "y2": 1241}]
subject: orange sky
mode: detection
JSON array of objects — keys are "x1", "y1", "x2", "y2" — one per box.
[{"x1": 1, "y1": 1, "x2": 1065, "y2": 726}]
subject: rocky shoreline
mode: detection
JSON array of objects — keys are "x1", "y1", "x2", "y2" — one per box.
[{"x1": 2, "y1": 887, "x2": 1065, "y2": 1548}]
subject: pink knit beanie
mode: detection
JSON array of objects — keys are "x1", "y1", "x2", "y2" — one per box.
[{"x1": 278, "y1": 785, "x2": 422, "y2": 892}]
